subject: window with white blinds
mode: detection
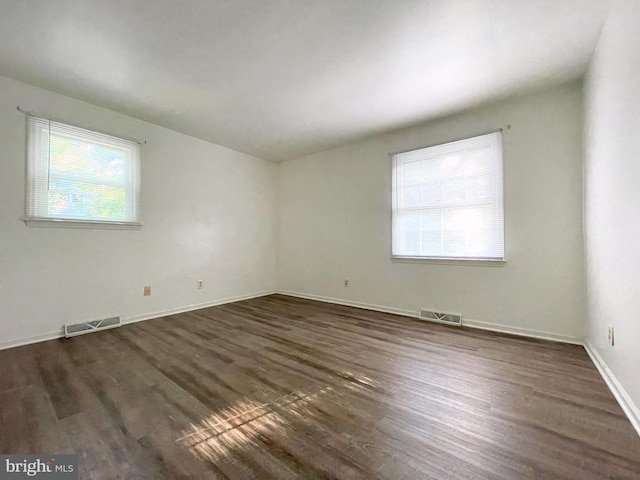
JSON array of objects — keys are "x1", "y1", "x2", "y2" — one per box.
[
  {"x1": 25, "y1": 116, "x2": 141, "y2": 227},
  {"x1": 392, "y1": 131, "x2": 504, "y2": 261}
]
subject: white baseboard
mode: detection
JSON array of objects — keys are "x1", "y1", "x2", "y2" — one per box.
[
  {"x1": 122, "y1": 289, "x2": 276, "y2": 325},
  {"x1": 277, "y1": 290, "x2": 583, "y2": 345},
  {"x1": 462, "y1": 318, "x2": 583, "y2": 345},
  {"x1": 0, "y1": 329, "x2": 65, "y2": 351},
  {"x1": 276, "y1": 290, "x2": 419, "y2": 318},
  {"x1": 583, "y1": 341, "x2": 640, "y2": 438},
  {"x1": 0, "y1": 289, "x2": 276, "y2": 351}
]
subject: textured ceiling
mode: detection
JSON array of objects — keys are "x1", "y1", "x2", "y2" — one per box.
[{"x1": 0, "y1": 0, "x2": 610, "y2": 161}]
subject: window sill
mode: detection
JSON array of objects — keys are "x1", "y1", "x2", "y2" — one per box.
[
  {"x1": 23, "y1": 217, "x2": 142, "y2": 230},
  {"x1": 391, "y1": 256, "x2": 506, "y2": 267}
]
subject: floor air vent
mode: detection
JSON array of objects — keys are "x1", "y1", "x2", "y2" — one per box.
[
  {"x1": 64, "y1": 316, "x2": 121, "y2": 338},
  {"x1": 419, "y1": 309, "x2": 462, "y2": 326}
]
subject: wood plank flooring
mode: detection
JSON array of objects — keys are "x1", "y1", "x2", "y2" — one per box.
[{"x1": 1, "y1": 294, "x2": 639, "y2": 479}]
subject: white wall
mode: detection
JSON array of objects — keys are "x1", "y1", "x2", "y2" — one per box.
[
  {"x1": 0, "y1": 75, "x2": 277, "y2": 348},
  {"x1": 583, "y1": 0, "x2": 640, "y2": 430},
  {"x1": 278, "y1": 83, "x2": 586, "y2": 342}
]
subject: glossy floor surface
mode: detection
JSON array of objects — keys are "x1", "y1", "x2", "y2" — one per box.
[{"x1": 1, "y1": 294, "x2": 639, "y2": 479}]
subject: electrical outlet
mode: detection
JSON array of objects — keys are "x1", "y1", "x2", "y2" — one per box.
[
  {"x1": 607, "y1": 326, "x2": 614, "y2": 346},
  {"x1": 143, "y1": 286, "x2": 151, "y2": 296},
  {"x1": 344, "y1": 278, "x2": 350, "y2": 287},
  {"x1": 197, "y1": 279, "x2": 204, "y2": 289}
]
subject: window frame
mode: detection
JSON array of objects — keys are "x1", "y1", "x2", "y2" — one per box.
[
  {"x1": 391, "y1": 131, "x2": 505, "y2": 264},
  {"x1": 23, "y1": 115, "x2": 142, "y2": 230}
]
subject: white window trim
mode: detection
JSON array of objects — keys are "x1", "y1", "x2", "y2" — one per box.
[
  {"x1": 391, "y1": 130, "x2": 505, "y2": 262},
  {"x1": 23, "y1": 114, "x2": 142, "y2": 229},
  {"x1": 23, "y1": 218, "x2": 142, "y2": 229},
  {"x1": 390, "y1": 256, "x2": 506, "y2": 266}
]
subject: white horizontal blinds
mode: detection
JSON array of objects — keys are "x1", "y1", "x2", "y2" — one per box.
[
  {"x1": 26, "y1": 116, "x2": 141, "y2": 224},
  {"x1": 26, "y1": 117, "x2": 51, "y2": 218},
  {"x1": 392, "y1": 131, "x2": 504, "y2": 259}
]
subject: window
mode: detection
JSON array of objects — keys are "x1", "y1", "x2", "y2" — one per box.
[
  {"x1": 392, "y1": 131, "x2": 504, "y2": 261},
  {"x1": 25, "y1": 116, "x2": 141, "y2": 228}
]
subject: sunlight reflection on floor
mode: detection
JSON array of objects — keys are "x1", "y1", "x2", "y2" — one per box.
[{"x1": 177, "y1": 373, "x2": 379, "y2": 465}]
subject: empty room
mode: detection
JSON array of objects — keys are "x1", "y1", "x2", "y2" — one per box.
[{"x1": 1, "y1": 0, "x2": 639, "y2": 479}]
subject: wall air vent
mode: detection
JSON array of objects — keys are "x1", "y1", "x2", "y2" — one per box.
[
  {"x1": 64, "y1": 316, "x2": 121, "y2": 338},
  {"x1": 419, "y1": 309, "x2": 462, "y2": 326}
]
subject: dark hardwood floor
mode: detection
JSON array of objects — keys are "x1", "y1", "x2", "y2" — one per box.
[{"x1": 1, "y1": 294, "x2": 639, "y2": 479}]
